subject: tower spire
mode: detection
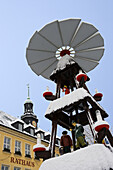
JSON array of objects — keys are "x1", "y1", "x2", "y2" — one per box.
[{"x1": 27, "y1": 84, "x2": 30, "y2": 99}]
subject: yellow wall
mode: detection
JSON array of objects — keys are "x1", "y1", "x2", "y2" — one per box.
[{"x1": 0, "y1": 125, "x2": 59, "y2": 170}]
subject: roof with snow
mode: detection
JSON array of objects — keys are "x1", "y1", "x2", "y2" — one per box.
[
  {"x1": 39, "y1": 144, "x2": 113, "y2": 170},
  {"x1": 35, "y1": 128, "x2": 46, "y2": 133},
  {"x1": 0, "y1": 111, "x2": 60, "y2": 144},
  {"x1": 45, "y1": 88, "x2": 108, "y2": 129},
  {"x1": 11, "y1": 118, "x2": 24, "y2": 124}
]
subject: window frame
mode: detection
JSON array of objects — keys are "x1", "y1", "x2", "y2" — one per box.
[
  {"x1": 1, "y1": 164, "x2": 10, "y2": 170},
  {"x1": 3, "y1": 136, "x2": 11, "y2": 152},
  {"x1": 15, "y1": 140, "x2": 21, "y2": 155},
  {"x1": 18, "y1": 123, "x2": 22, "y2": 131},
  {"x1": 30, "y1": 128, "x2": 34, "y2": 135},
  {"x1": 25, "y1": 143, "x2": 31, "y2": 157},
  {"x1": 14, "y1": 167, "x2": 21, "y2": 170}
]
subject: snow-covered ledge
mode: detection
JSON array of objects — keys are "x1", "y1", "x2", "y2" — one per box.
[
  {"x1": 40, "y1": 144, "x2": 113, "y2": 170},
  {"x1": 45, "y1": 88, "x2": 105, "y2": 116}
]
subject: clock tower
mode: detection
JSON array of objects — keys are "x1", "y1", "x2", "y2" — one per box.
[{"x1": 21, "y1": 84, "x2": 38, "y2": 129}]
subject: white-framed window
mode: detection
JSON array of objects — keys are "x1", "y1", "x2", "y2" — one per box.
[
  {"x1": 4, "y1": 136, "x2": 11, "y2": 151},
  {"x1": 1, "y1": 164, "x2": 9, "y2": 170},
  {"x1": 30, "y1": 128, "x2": 34, "y2": 135},
  {"x1": 18, "y1": 124, "x2": 22, "y2": 131},
  {"x1": 14, "y1": 167, "x2": 21, "y2": 170},
  {"x1": 25, "y1": 144, "x2": 30, "y2": 156},
  {"x1": 15, "y1": 140, "x2": 21, "y2": 152},
  {"x1": 40, "y1": 133, "x2": 44, "y2": 139}
]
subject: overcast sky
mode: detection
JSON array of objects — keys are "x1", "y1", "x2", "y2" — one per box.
[{"x1": 0, "y1": 0, "x2": 113, "y2": 136}]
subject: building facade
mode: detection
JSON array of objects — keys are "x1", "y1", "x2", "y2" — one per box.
[{"x1": 0, "y1": 88, "x2": 60, "y2": 170}]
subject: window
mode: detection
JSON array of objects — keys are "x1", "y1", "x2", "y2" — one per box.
[
  {"x1": 4, "y1": 137, "x2": 11, "y2": 152},
  {"x1": 15, "y1": 140, "x2": 21, "y2": 155},
  {"x1": 40, "y1": 133, "x2": 44, "y2": 139},
  {"x1": 18, "y1": 124, "x2": 22, "y2": 131},
  {"x1": 25, "y1": 144, "x2": 31, "y2": 157},
  {"x1": 30, "y1": 128, "x2": 34, "y2": 135},
  {"x1": 14, "y1": 167, "x2": 21, "y2": 170},
  {"x1": 1, "y1": 165, "x2": 9, "y2": 170}
]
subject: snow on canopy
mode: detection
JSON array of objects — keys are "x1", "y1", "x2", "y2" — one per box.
[
  {"x1": 45, "y1": 88, "x2": 105, "y2": 116},
  {"x1": 39, "y1": 144, "x2": 113, "y2": 170},
  {"x1": 51, "y1": 54, "x2": 75, "y2": 76}
]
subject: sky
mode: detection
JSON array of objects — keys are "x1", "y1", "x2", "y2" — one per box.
[{"x1": 0, "y1": 0, "x2": 113, "y2": 137}]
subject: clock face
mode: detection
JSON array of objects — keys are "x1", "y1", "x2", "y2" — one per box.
[{"x1": 32, "y1": 121, "x2": 36, "y2": 127}]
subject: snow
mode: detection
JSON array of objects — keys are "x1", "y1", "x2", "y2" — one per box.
[
  {"x1": 51, "y1": 54, "x2": 75, "y2": 76},
  {"x1": 39, "y1": 144, "x2": 113, "y2": 170},
  {"x1": 35, "y1": 128, "x2": 46, "y2": 133},
  {"x1": 44, "y1": 131, "x2": 51, "y2": 136},
  {"x1": 45, "y1": 88, "x2": 105, "y2": 116},
  {"x1": 11, "y1": 118, "x2": 24, "y2": 124},
  {"x1": 24, "y1": 123, "x2": 35, "y2": 129}
]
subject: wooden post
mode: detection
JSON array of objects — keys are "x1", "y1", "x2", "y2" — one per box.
[
  {"x1": 72, "y1": 130, "x2": 76, "y2": 151},
  {"x1": 97, "y1": 128, "x2": 113, "y2": 147},
  {"x1": 51, "y1": 119, "x2": 57, "y2": 157},
  {"x1": 56, "y1": 77, "x2": 61, "y2": 98},
  {"x1": 83, "y1": 102, "x2": 95, "y2": 139},
  {"x1": 106, "y1": 129, "x2": 113, "y2": 147},
  {"x1": 49, "y1": 121, "x2": 55, "y2": 151}
]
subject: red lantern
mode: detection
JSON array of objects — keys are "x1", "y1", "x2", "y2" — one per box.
[
  {"x1": 43, "y1": 91, "x2": 53, "y2": 97},
  {"x1": 76, "y1": 73, "x2": 87, "y2": 82},
  {"x1": 94, "y1": 121, "x2": 109, "y2": 132},
  {"x1": 94, "y1": 93, "x2": 103, "y2": 98},
  {"x1": 33, "y1": 145, "x2": 46, "y2": 152}
]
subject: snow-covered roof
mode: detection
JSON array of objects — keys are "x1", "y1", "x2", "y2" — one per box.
[
  {"x1": 51, "y1": 55, "x2": 75, "y2": 76},
  {"x1": 45, "y1": 88, "x2": 105, "y2": 116},
  {"x1": 0, "y1": 111, "x2": 16, "y2": 127},
  {"x1": 11, "y1": 118, "x2": 24, "y2": 124},
  {"x1": 35, "y1": 128, "x2": 46, "y2": 133},
  {"x1": 24, "y1": 123, "x2": 35, "y2": 129},
  {"x1": 0, "y1": 111, "x2": 60, "y2": 145},
  {"x1": 40, "y1": 144, "x2": 113, "y2": 170},
  {"x1": 0, "y1": 111, "x2": 36, "y2": 136},
  {"x1": 44, "y1": 131, "x2": 51, "y2": 136}
]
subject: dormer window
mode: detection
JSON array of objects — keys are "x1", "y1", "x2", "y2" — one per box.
[
  {"x1": 30, "y1": 128, "x2": 34, "y2": 135},
  {"x1": 18, "y1": 124, "x2": 22, "y2": 131},
  {"x1": 24, "y1": 124, "x2": 35, "y2": 136},
  {"x1": 40, "y1": 133, "x2": 44, "y2": 140},
  {"x1": 11, "y1": 119, "x2": 24, "y2": 131}
]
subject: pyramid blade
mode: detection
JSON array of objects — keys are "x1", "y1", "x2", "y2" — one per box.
[
  {"x1": 26, "y1": 49, "x2": 55, "y2": 65},
  {"x1": 39, "y1": 20, "x2": 63, "y2": 48},
  {"x1": 71, "y1": 22, "x2": 98, "y2": 48},
  {"x1": 29, "y1": 57, "x2": 57, "y2": 76},
  {"x1": 75, "y1": 48, "x2": 104, "y2": 62},
  {"x1": 28, "y1": 31, "x2": 57, "y2": 52},
  {"x1": 42, "y1": 61, "x2": 58, "y2": 79},
  {"x1": 59, "y1": 19, "x2": 81, "y2": 46},
  {"x1": 74, "y1": 57, "x2": 99, "y2": 72},
  {"x1": 75, "y1": 33, "x2": 104, "y2": 51}
]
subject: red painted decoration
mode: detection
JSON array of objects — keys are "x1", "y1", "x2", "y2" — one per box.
[
  {"x1": 62, "y1": 86, "x2": 70, "y2": 95},
  {"x1": 43, "y1": 91, "x2": 53, "y2": 97},
  {"x1": 33, "y1": 147, "x2": 46, "y2": 152},
  {"x1": 95, "y1": 124, "x2": 109, "y2": 132},
  {"x1": 94, "y1": 93, "x2": 103, "y2": 98},
  {"x1": 60, "y1": 50, "x2": 70, "y2": 57},
  {"x1": 76, "y1": 73, "x2": 87, "y2": 82}
]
